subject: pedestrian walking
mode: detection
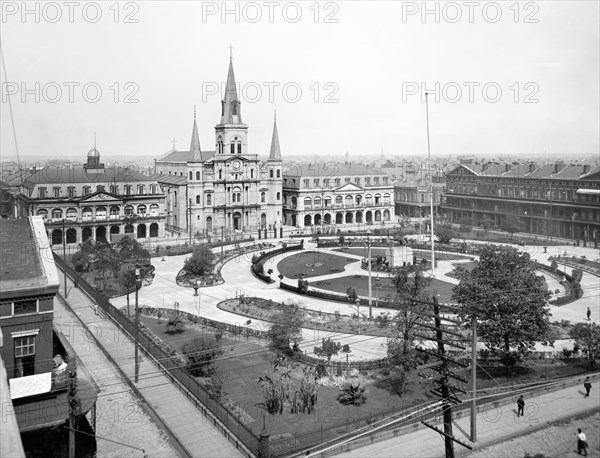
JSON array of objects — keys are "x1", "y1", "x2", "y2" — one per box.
[
  {"x1": 517, "y1": 395, "x2": 525, "y2": 417},
  {"x1": 584, "y1": 377, "x2": 592, "y2": 397},
  {"x1": 577, "y1": 428, "x2": 588, "y2": 456},
  {"x1": 586, "y1": 307, "x2": 591, "y2": 321}
]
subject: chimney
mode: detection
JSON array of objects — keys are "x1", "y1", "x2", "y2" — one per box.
[
  {"x1": 583, "y1": 164, "x2": 590, "y2": 174},
  {"x1": 554, "y1": 162, "x2": 565, "y2": 174},
  {"x1": 528, "y1": 163, "x2": 535, "y2": 173}
]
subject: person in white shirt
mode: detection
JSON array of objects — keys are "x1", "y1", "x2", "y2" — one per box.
[{"x1": 577, "y1": 428, "x2": 588, "y2": 456}]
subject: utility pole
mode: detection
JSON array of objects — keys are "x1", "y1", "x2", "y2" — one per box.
[
  {"x1": 367, "y1": 240, "x2": 372, "y2": 319},
  {"x1": 221, "y1": 226, "x2": 224, "y2": 260},
  {"x1": 68, "y1": 368, "x2": 79, "y2": 458},
  {"x1": 134, "y1": 267, "x2": 140, "y2": 383},
  {"x1": 62, "y1": 218, "x2": 67, "y2": 298},
  {"x1": 425, "y1": 92, "x2": 435, "y2": 274},
  {"x1": 471, "y1": 316, "x2": 477, "y2": 442},
  {"x1": 188, "y1": 198, "x2": 192, "y2": 245},
  {"x1": 415, "y1": 297, "x2": 472, "y2": 457}
]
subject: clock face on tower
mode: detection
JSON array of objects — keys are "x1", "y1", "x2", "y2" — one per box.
[{"x1": 232, "y1": 160, "x2": 241, "y2": 170}]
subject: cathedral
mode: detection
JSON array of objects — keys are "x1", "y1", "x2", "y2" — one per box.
[{"x1": 154, "y1": 58, "x2": 283, "y2": 238}]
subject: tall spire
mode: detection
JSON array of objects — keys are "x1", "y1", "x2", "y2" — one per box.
[
  {"x1": 268, "y1": 111, "x2": 282, "y2": 162},
  {"x1": 190, "y1": 105, "x2": 202, "y2": 161},
  {"x1": 220, "y1": 55, "x2": 242, "y2": 124}
]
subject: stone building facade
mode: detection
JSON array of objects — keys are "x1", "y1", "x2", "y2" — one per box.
[{"x1": 154, "y1": 58, "x2": 283, "y2": 238}]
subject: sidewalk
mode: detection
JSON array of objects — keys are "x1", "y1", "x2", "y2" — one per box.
[
  {"x1": 332, "y1": 374, "x2": 600, "y2": 458},
  {"x1": 57, "y1": 273, "x2": 245, "y2": 458}
]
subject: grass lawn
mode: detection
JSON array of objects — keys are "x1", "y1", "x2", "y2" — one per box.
[
  {"x1": 276, "y1": 251, "x2": 357, "y2": 279},
  {"x1": 137, "y1": 314, "x2": 596, "y2": 453},
  {"x1": 335, "y1": 247, "x2": 390, "y2": 258},
  {"x1": 138, "y1": 314, "x2": 431, "y2": 446},
  {"x1": 310, "y1": 275, "x2": 456, "y2": 303}
]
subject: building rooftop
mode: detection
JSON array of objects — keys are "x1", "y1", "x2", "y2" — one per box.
[
  {"x1": 285, "y1": 162, "x2": 386, "y2": 177},
  {"x1": 22, "y1": 165, "x2": 155, "y2": 187},
  {"x1": 152, "y1": 173, "x2": 188, "y2": 186},
  {"x1": 157, "y1": 150, "x2": 215, "y2": 163},
  {"x1": 0, "y1": 217, "x2": 59, "y2": 297}
]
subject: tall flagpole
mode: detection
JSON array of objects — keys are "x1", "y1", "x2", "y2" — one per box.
[{"x1": 425, "y1": 93, "x2": 435, "y2": 276}]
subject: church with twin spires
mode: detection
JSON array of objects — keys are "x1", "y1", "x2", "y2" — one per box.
[{"x1": 154, "y1": 57, "x2": 283, "y2": 238}]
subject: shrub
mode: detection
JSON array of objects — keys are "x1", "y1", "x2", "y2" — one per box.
[
  {"x1": 181, "y1": 336, "x2": 222, "y2": 376},
  {"x1": 337, "y1": 382, "x2": 367, "y2": 406}
]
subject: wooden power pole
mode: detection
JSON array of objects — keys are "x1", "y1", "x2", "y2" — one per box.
[{"x1": 415, "y1": 296, "x2": 472, "y2": 457}]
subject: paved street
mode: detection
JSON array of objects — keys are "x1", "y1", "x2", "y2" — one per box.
[
  {"x1": 57, "y1": 275, "x2": 245, "y2": 458},
  {"x1": 332, "y1": 373, "x2": 600, "y2": 458}
]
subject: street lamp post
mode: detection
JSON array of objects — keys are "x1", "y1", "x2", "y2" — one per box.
[
  {"x1": 355, "y1": 298, "x2": 361, "y2": 334},
  {"x1": 134, "y1": 267, "x2": 140, "y2": 383}
]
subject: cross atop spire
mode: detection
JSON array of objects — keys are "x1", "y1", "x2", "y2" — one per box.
[
  {"x1": 228, "y1": 44, "x2": 233, "y2": 60},
  {"x1": 172, "y1": 138, "x2": 176, "y2": 150},
  {"x1": 194, "y1": 105, "x2": 196, "y2": 119}
]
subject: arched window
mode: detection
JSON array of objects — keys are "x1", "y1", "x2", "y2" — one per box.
[
  {"x1": 207, "y1": 194, "x2": 212, "y2": 205},
  {"x1": 270, "y1": 170, "x2": 274, "y2": 178},
  {"x1": 51, "y1": 208, "x2": 63, "y2": 221},
  {"x1": 150, "y1": 204, "x2": 159, "y2": 215},
  {"x1": 83, "y1": 186, "x2": 91, "y2": 196},
  {"x1": 137, "y1": 204, "x2": 147, "y2": 215},
  {"x1": 261, "y1": 192, "x2": 266, "y2": 203},
  {"x1": 250, "y1": 169, "x2": 254, "y2": 178},
  {"x1": 189, "y1": 171, "x2": 193, "y2": 180},
  {"x1": 230, "y1": 142, "x2": 235, "y2": 154},
  {"x1": 237, "y1": 143, "x2": 242, "y2": 154},
  {"x1": 304, "y1": 197, "x2": 312, "y2": 208},
  {"x1": 196, "y1": 195, "x2": 201, "y2": 204},
  {"x1": 276, "y1": 192, "x2": 281, "y2": 200},
  {"x1": 36, "y1": 209, "x2": 48, "y2": 220},
  {"x1": 335, "y1": 195, "x2": 343, "y2": 204},
  {"x1": 217, "y1": 136, "x2": 224, "y2": 154},
  {"x1": 196, "y1": 171, "x2": 201, "y2": 180},
  {"x1": 276, "y1": 169, "x2": 281, "y2": 178}
]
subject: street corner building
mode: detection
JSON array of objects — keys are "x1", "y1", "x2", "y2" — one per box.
[{"x1": 0, "y1": 216, "x2": 100, "y2": 456}]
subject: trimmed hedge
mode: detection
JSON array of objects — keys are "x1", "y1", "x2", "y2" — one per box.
[
  {"x1": 280, "y1": 280, "x2": 396, "y2": 308},
  {"x1": 251, "y1": 241, "x2": 304, "y2": 284}
]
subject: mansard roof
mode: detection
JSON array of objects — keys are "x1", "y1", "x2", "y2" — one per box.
[
  {"x1": 23, "y1": 165, "x2": 155, "y2": 186},
  {"x1": 285, "y1": 162, "x2": 386, "y2": 177}
]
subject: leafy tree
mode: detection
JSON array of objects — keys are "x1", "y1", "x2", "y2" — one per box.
[
  {"x1": 569, "y1": 322, "x2": 600, "y2": 368},
  {"x1": 346, "y1": 287, "x2": 358, "y2": 303},
  {"x1": 71, "y1": 239, "x2": 95, "y2": 272},
  {"x1": 209, "y1": 368, "x2": 230, "y2": 398},
  {"x1": 181, "y1": 336, "x2": 222, "y2": 376},
  {"x1": 453, "y1": 245, "x2": 551, "y2": 374},
  {"x1": 184, "y1": 244, "x2": 215, "y2": 276},
  {"x1": 390, "y1": 264, "x2": 433, "y2": 364},
  {"x1": 479, "y1": 215, "x2": 494, "y2": 233},
  {"x1": 269, "y1": 303, "x2": 303, "y2": 353},
  {"x1": 337, "y1": 382, "x2": 367, "y2": 406},
  {"x1": 297, "y1": 278, "x2": 309, "y2": 293},
  {"x1": 499, "y1": 214, "x2": 526, "y2": 239},
  {"x1": 93, "y1": 241, "x2": 118, "y2": 278},
  {"x1": 457, "y1": 217, "x2": 472, "y2": 233},
  {"x1": 314, "y1": 337, "x2": 341, "y2": 366},
  {"x1": 435, "y1": 223, "x2": 458, "y2": 244}
]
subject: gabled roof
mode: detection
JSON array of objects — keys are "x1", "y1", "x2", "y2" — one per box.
[
  {"x1": 446, "y1": 164, "x2": 481, "y2": 176},
  {"x1": 151, "y1": 173, "x2": 188, "y2": 186},
  {"x1": 157, "y1": 150, "x2": 215, "y2": 163},
  {"x1": 580, "y1": 166, "x2": 600, "y2": 181},
  {"x1": 335, "y1": 183, "x2": 364, "y2": 192}
]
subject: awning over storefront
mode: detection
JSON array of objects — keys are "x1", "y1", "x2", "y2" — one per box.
[{"x1": 576, "y1": 188, "x2": 600, "y2": 195}]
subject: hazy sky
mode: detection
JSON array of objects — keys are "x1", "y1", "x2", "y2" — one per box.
[{"x1": 1, "y1": 1, "x2": 598, "y2": 162}]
